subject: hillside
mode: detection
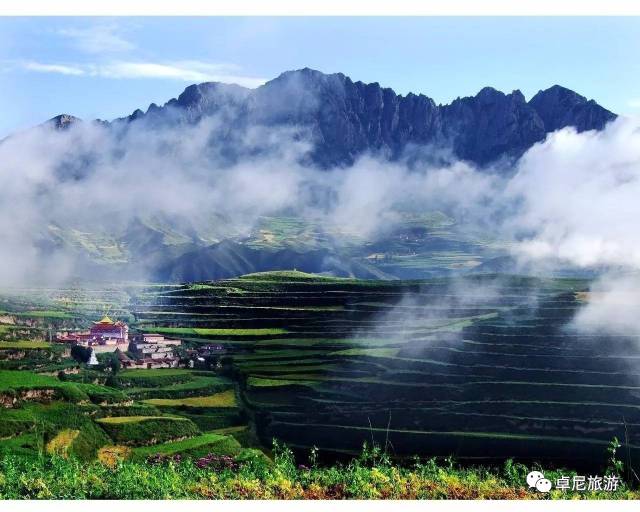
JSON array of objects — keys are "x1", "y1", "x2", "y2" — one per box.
[
  {"x1": 1, "y1": 273, "x2": 638, "y2": 470},
  {"x1": 130, "y1": 272, "x2": 640, "y2": 469},
  {"x1": 1, "y1": 273, "x2": 639, "y2": 497}
]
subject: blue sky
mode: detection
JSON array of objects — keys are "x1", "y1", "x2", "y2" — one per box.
[{"x1": 0, "y1": 16, "x2": 639, "y2": 137}]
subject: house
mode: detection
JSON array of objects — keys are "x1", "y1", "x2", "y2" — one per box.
[
  {"x1": 124, "y1": 333, "x2": 182, "y2": 369},
  {"x1": 116, "y1": 347, "x2": 178, "y2": 370},
  {"x1": 185, "y1": 343, "x2": 227, "y2": 370},
  {"x1": 130, "y1": 333, "x2": 181, "y2": 347}
]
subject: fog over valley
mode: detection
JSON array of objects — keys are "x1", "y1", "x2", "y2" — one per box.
[{"x1": 0, "y1": 68, "x2": 638, "y2": 335}]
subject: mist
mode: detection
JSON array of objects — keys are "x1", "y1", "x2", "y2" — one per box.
[
  {"x1": 1, "y1": 100, "x2": 640, "y2": 334},
  {"x1": 0, "y1": 111, "x2": 502, "y2": 286},
  {"x1": 506, "y1": 117, "x2": 640, "y2": 268}
]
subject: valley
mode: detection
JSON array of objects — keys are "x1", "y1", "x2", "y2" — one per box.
[{"x1": 45, "y1": 211, "x2": 511, "y2": 283}]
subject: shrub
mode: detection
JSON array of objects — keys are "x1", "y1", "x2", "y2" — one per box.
[
  {"x1": 58, "y1": 386, "x2": 89, "y2": 403},
  {"x1": 0, "y1": 448, "x2": 638, "y2": 499},
  {"x1": 96, "y1": 416, "x2": 200, "y2": 446},
  {"x1": 0, "y1": 419, "x2": 32, "y2": 438},
  {"x1": 97, "y1": 445, "x2": 132, "y2": 468},
  {"x1": 105, "y1": 375, "x2": 121, "y2": 388}
]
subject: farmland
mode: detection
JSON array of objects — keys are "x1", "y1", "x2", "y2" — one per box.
[
  {"x1": 1, "y1": 271, "x2": 640, "y2": 498},
  {"x1": 129, "y1": 271, "x2": 640, "y2": 471}
]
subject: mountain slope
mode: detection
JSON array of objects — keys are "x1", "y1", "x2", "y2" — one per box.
[
  {"x1": 23, "y1": 68, "x2": 617, "y2": 283},
  {"x1": 104, "y1": 68, "x2": 616, "y2": 167},
  {"x1": 152, "y1": 240, "x2": 393, "y2": 282}
]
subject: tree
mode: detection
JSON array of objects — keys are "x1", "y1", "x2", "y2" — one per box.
[
  {"x1": 108, "y1": 353, "x2": 121, "y2": 375},
  {"x1": 105, "y1": 374, "x2": 121, "y2": 388},
  {"x1": 70, "y1": 344, "x2": 91, "y2": 363}
]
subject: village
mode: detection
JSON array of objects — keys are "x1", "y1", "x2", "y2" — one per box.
[{"x1": 55, "y1": 315, "x2": 225, "y2": 370}]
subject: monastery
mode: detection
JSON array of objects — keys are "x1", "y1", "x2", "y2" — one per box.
[{"x1": 56, "y1": 316, "x2": 182, "y2": 368}]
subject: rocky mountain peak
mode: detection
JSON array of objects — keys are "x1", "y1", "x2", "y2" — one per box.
[
  {"x1": 47, "y1": 114, "x2": 81, "y2": 130},
  {"x1": 528, "y1": 84, "x2": 615, "y2": 132},
  {"x1": 174, "y1": 81, "x2": 250, "y2": 109}
]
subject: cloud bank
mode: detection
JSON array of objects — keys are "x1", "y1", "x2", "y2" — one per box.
[
  {"x1": 1, "y1": 102, "x2": 640, "y2": 334},
  {"x1": 506, "y1": 118, "x2": 640, "y2": 269}
]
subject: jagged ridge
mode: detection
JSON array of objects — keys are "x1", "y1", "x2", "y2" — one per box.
[
  {"x1": 47, "y1": 68, "x2": 616, "y2": 167},
  {"x1": 125, "y1": 68, "x2": 616, "y2": 166}
]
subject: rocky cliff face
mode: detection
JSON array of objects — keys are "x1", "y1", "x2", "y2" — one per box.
[
  {"x1": 50, "y1": 68, "x2": 616, "y2": 167},
  {"x1": 0, "y1": 388, "x2": 58, "y2": 408}
]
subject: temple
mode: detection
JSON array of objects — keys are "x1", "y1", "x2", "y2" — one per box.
[
  {"x1": 55, "y1": 315, "x2": 129, "y2": 352},
  {"x1": 56, "y1": 315, "x2": 183, "y2": 367}
]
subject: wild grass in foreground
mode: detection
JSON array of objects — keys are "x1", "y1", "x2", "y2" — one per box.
[{"x1": 0, "y1": 444, "x2": 638, "y2": 500}]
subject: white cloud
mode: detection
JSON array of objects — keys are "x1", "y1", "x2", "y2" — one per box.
[
  {"x1": 58, "y1": 24, "x2": 135, "y2": 54},
  {"x1": 23, "y1": 61, "x2": 85, "y2": 76},
  {"x1": 95, "y1": 61, "x2": 267, "y2": 87},
  {"x1": 505, "y1": 118, "x2": 640, "y2": 269},
  {"x1": 629, "y1": 98, "x2": 640, "y2": 108},
  {"x1": 18, "y1": 59, "x2": 267, "y2": 88},
  {"x1": 571, "y1": 274, "x2": 640, "y2": 334}
]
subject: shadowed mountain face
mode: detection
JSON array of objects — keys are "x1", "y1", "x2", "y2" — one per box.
[{"x1": 100, "y1": 68, "x2": 615, "y2": 167}]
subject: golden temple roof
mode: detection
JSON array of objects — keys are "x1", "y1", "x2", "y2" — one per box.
[{"x1": 95, "y1": 315, "x2": 114, "y2": 324}]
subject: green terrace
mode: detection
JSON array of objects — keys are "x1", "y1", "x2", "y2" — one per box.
[
  {"x1": 126, "y1": 271, "x2": 640, "y2": 469},
  {"x1": 2, "y1": 271, "x2": 640, "y2": 474}
]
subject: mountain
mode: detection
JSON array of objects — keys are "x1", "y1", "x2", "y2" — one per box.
[
  {"x1": 87, "y1": 68, "x2": 615, "y2": 167},
  {"x1": 152, "y1": 240, "x2": 333, "y2": 282},
  {"x1": 28, "y1": 69, "x2": 616, "y2": 283},
  {"x1": 528, "y1": 84, "x2": 614, "y2": 133},
  {"x1": 152, "y1": 240, "x2": 392, "y2": 282},
  {"x1": 47, "y1": 114, "x2": 81, "y2": 130}
]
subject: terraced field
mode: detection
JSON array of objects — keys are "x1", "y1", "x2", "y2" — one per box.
[
  {"x1": 2, "y1": 271, "x2": 640, "y2": 472},
  {"x1": 131, "y1": 271, "x2": 640, "y2": 470},
  {"x1": 0, "y1": 311, "x2": 252, "y2": 464}
]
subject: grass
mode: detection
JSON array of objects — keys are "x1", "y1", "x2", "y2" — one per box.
[
  {"x1": 96, "y1": 416, "x2": 185, "y2": 425},
  {"x1": 0, "y1": 341, "x2": 51, "y2": 350},
  {"x1": 0, "y1": 371, "x2": 127, "y2": 405},
  {"x1": 0, "y1": 370, "x2": 62, "y2": 391},
  {"x1": 125, "y1": 375, "x2": 231, "y2": 399},
  {"x1": 143, "y1": 390, "x2": 237, "y2": 408},
  {"x1": 96, "y1": 416, "x2": 200, "y2": 446},
  {"x1": 8, "y1": 310, "x2": 73, "y2": 319},
  {"x1": 1, "y1": 273, "x2": 637, "y2": 489},
  {"x1": 0, "y1": 419, "x2": 33, "y2": 439},
  {"x1": 120, "y1": 369, "x2": 193, "y2": 377},
  {"x1": 0, "y1": 402, "x2": 112, "y2": 460},
  {"x1": 152, "y1": 327, "x2": 290, "y2": 337},
  {"x1": 329, "y1": 348, "x2": 400, "y2": 357},
  {"x1": 131, "y1": 432, "x2": 243, "y2": 460},
  {"x1": 238, "y1": 270, "x2": 344, "y2": 281},
  {"x1": 0, "y1": 445, "x2": 638, "y2": 499},
  {"x1": 247, "y1": 377, "x2": 320, "y2": 388},
  {"x1": 118, "y1": 369, "x2": 195, "y2": 387},
  {"x1": 255, "y1": 337, "x2": 397, "y2": 348}
]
